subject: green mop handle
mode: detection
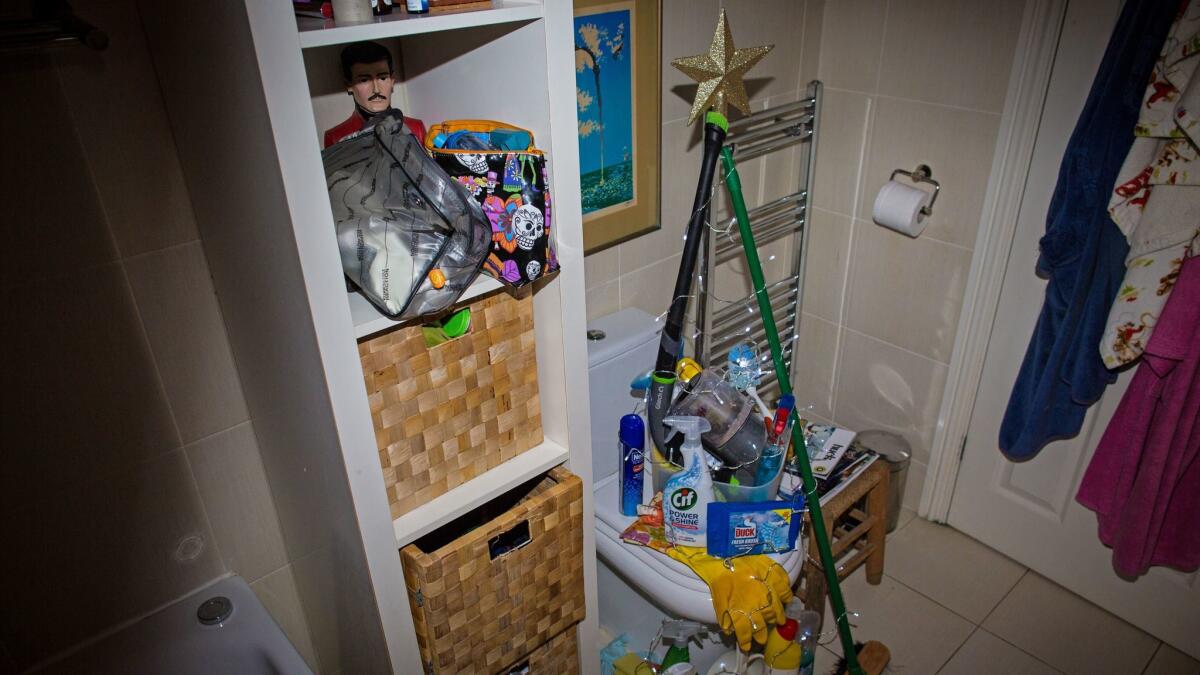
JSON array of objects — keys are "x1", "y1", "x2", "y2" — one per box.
[{"x1": 720, "y1": 147, "x2": 865, "y2": 675}]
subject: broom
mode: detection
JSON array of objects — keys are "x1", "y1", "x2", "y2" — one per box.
[{"x1": 719, "y1": 146, "x2": 890, "y2": 675}]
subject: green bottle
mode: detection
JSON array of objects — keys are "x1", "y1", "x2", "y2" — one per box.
[
  {"x1": 657, "y1": 620, "x2": 705, "y2": 671},
  {"x1": 659, "y1": 643, "x2": 690, "y2": 670}
]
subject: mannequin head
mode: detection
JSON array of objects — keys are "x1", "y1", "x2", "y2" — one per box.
[{"x1": 341, "y1": 41, "x2": 394, "y2": 114}]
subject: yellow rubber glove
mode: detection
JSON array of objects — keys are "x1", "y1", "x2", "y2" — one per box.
[{"x1": 667, "y1": 546, "x2": 793, "y2": 651}]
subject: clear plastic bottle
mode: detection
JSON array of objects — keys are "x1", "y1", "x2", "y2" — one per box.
[{"x1": 794, "y1": 610, "x2": 821, "y2": 675}]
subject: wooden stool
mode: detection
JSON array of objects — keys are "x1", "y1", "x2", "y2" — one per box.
[{"x1": 796, "y1": 460, "x2": 890, "y2": 618}]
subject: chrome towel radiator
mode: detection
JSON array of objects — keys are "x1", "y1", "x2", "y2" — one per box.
[{"x1": 695, "y1": 80, "x2": 821, "y2": 400}]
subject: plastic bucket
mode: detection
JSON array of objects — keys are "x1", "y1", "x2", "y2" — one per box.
[{"x1": 649, "y1": 444, "x2": 784, "y2": 502}]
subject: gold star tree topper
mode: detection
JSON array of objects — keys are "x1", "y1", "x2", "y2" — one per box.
[{"x1": 671, "y1": 10, "x2": 773, "y2": 125}]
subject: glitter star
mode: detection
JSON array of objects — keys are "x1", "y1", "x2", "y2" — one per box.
[{"x1": 671, "y1": 9, "x2": 773, "y2": 125}]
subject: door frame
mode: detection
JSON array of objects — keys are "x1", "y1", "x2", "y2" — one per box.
[{"x1": 920, "y1": 0, "x2": 1068, "y2": 521}]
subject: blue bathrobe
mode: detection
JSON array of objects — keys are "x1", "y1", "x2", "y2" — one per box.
[{"x1": 999, "y1": 0, "x2": 1177, "y2": 461}]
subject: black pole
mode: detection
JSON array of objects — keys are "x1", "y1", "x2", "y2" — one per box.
[{"x1": 647, "y1": 113, "x2": 728, "y2": 458}]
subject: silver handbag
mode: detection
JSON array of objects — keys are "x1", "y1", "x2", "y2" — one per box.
[{"x1": 323, "y1": 112, "x2": 491, "y2": 320}]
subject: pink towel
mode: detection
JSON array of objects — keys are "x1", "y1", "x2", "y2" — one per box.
[{"x1": 1077, "y1": 254, "x2": 1200, "y2": 578}]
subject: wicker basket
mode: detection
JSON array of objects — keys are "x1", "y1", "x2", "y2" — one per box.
[
  {"x1": 401, "y1": 467, "x2": 585, "y2": 674},
  {"x1": 360, "y1": 290, "x2": 543, "y2": 519},
  {"x1": 500, "y1": 627, "x2": 580, "y2": 674}
]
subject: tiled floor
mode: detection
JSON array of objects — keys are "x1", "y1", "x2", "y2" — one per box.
[{"x1": 814, "y1": 509, "x2": 1200, "y2": 675}]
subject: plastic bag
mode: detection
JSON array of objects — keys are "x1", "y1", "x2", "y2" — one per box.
[{"x1": 322, "y1": 112, "x2": 491, "y2": 319}]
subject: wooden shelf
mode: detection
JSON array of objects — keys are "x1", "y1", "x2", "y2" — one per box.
[
  {"x1": 392, "y1": 439, "x2": 569, "y2": 546},
  {"x1": 296, "y1": 0, "x2": 543, "y2": 48},
  {"x1": 348, "y1": 274, "x2": 506, "y2": 339}
]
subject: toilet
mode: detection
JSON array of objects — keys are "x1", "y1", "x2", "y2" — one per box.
[{"x1": 586, "y1": 309, "x2": 806, "y2": 663}]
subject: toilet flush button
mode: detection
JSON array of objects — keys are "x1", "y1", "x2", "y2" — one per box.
[
  {"x1": 197, "y1": 596, "x2": 233, "y2": 625},
  {"x1": 587, "y1": 329, "x2": 606, "y2": 341}
]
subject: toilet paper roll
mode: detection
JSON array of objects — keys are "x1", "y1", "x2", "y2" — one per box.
[{"x1": 872, "y1": 180, "x2": 933, "y2": 237}]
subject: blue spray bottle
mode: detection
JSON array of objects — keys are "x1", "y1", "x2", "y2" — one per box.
[{"x1": 619, "y1": 414, "x2": 646, "y2": 516}]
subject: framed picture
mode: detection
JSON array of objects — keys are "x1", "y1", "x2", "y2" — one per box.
[{"x1": 573, "y1": 0, "x2": 661, "y2": 253}]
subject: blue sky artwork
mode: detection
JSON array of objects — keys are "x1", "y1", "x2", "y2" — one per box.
[{"x1": 576, "y1": 7, "x2": 635, "y2": 213}]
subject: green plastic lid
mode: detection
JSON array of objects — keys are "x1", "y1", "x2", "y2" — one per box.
[{"x1": 442, "y1": 308, "x2": 471, "y2": 338}]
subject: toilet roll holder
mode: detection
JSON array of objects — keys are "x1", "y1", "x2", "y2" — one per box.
[{"x1": 890, "y1": 164, "x2": 940, "y2": 216}]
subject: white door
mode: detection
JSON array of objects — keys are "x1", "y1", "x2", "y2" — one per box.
[{"x1": 949, "y1": 0, "x2": 1200, "y2": 659}]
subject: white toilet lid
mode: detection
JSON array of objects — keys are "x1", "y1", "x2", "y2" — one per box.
[{"x1": 593, "y1": 473, "x2": 806, "y2": 623}]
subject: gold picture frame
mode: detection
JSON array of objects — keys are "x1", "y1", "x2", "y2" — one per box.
[{"x1": 573, "y1": 0, "x2": 661, "y2": 253}]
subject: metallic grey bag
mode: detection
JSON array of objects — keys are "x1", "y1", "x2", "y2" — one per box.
[{"x1": 322, "y1": 112, "x2": 491, "y2": 320}]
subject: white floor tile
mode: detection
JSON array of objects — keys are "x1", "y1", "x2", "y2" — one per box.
[
  {"x1": 821, "y1": 571, "x2": 974, "y2": 674},
  {"x1": 938, "y1": 629, "x2": 1062, "y2": 675},
  {"x1": 892, "y1": 506, "x2": 917, "y2": 534},
  {"x1": 982, "y1": 572, "x2": 1159, "y2": 675},
  {"x1": 818, "y1": 645, "x2": 842, "y2": 673},
  {"x1": 1142, "y1": 643, "x2": 1200, "y2": 675},
  {"x1": 885, "y1": 517, "x2": 1026, "y2": 623}
]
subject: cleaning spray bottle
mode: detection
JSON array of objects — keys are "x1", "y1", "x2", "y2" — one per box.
[
  {"x1": 658, "y1": 619, "x2": 707, "y2": 671},
  {"x1": 662, "y1": 416, "x2": 714, "y2": 547}
]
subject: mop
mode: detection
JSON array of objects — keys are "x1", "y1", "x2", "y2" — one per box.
[{"x1": 719, "y1": 147, "x2": 890, "y2": 675}]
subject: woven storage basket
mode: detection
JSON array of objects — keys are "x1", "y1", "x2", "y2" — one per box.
[
  {"x1": 500, "y1": 627, "x2": 580, "y2": 674},
  {"x1": 360, "y1": 290, "x2": 543, "y2": 519},
  {"x1": 401, "y1": 467, "x2": 585, "y2": 674}
]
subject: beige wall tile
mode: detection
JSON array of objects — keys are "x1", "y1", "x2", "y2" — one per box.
[
  {"x1": 55, "y1": 0, "x2": 199, "y2": 258},
  {"x1": 793, "y1": 313, "x2": 839, "y2": 419},
  {"x1": 620, "y1": 120, "x2": 700, "y2": 273},
  {"x1": 800, "y1": 0, "x2": 824, "y2": 84},
  {"x1": 0, "y1": 54, "x2": 117, "y2": 291},
  {"x1": 662, "y1": 0, "x2": 722, "y2": 123},
  {"x1": 812, "y1": 89, "x2": 871, "y2": 217},
  {"x1": 620, "y1": 252, "x2": 683, "y2": 318},
  {"x1": 844, "y1": 221, "x2": 972, "y2": 362},
  {"x1": 817, "y1": 0, "x2": 886, "y2": 93},
  {"x1": 0, "y1": 450, "x2": 223, "y2": 670},
  {"x1": 125, "y1": 242, "x2": 249, "y2": 443},
  {"x1": 859, "y1": 96, "x2": 1001, "y2": 248},
  {"x1": 187, "y1": 422, "x2": 287, "y2": 583},
  {"x1": 252, "y1": 564, "x2": 321, "y2": 672},
  {"x1": 586, "y1": 280, "x2": 621, "y2": 322},
  {"x1": 0, "y1": 263, "x2": 179, "y2": 513},
  {"x1": 833, "y1": 329, "x2": 949, "y2": 464},
  {"x1": 903, "y1": 458, "x2": 927, "y2": 511},
  {"x1": 720, "y1": 0, "x2": 806, "y2": 102},
  {"x1": 292, "y1": 546, "x2": 390, "y2": 674},
  {"x1": 878, "y1": 0, "x2": 1025, "y2": 114},
  {"x1": 802, "y1": 208, "x2": 852, "y2": 322},
  {"x1": 584, "y1": 244, "x2": 620, "y2": 288}
]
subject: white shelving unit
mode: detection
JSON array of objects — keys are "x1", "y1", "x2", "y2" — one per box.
[
  {"x1": 296, "y1": 0, "x2": 544, "y2": 47},
  {"x1": 142, "y1": 2, "x2": 598, "y2": 673}
]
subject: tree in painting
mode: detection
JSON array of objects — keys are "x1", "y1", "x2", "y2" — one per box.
[
  {"x1": 575, "y1": 20, "x2": 623, "y2": 183},
  {"x1": 575, "y1": 10, "x2": 634, "y2": 214}
]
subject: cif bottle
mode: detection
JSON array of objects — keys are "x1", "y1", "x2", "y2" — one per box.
[{"x1": 662, "y1": 416, "x2": 714, "y2": 547}]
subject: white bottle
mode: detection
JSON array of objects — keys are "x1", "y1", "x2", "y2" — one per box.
[{"x1": 662, "y1": 416, "x2": 714, "y2": 548}]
